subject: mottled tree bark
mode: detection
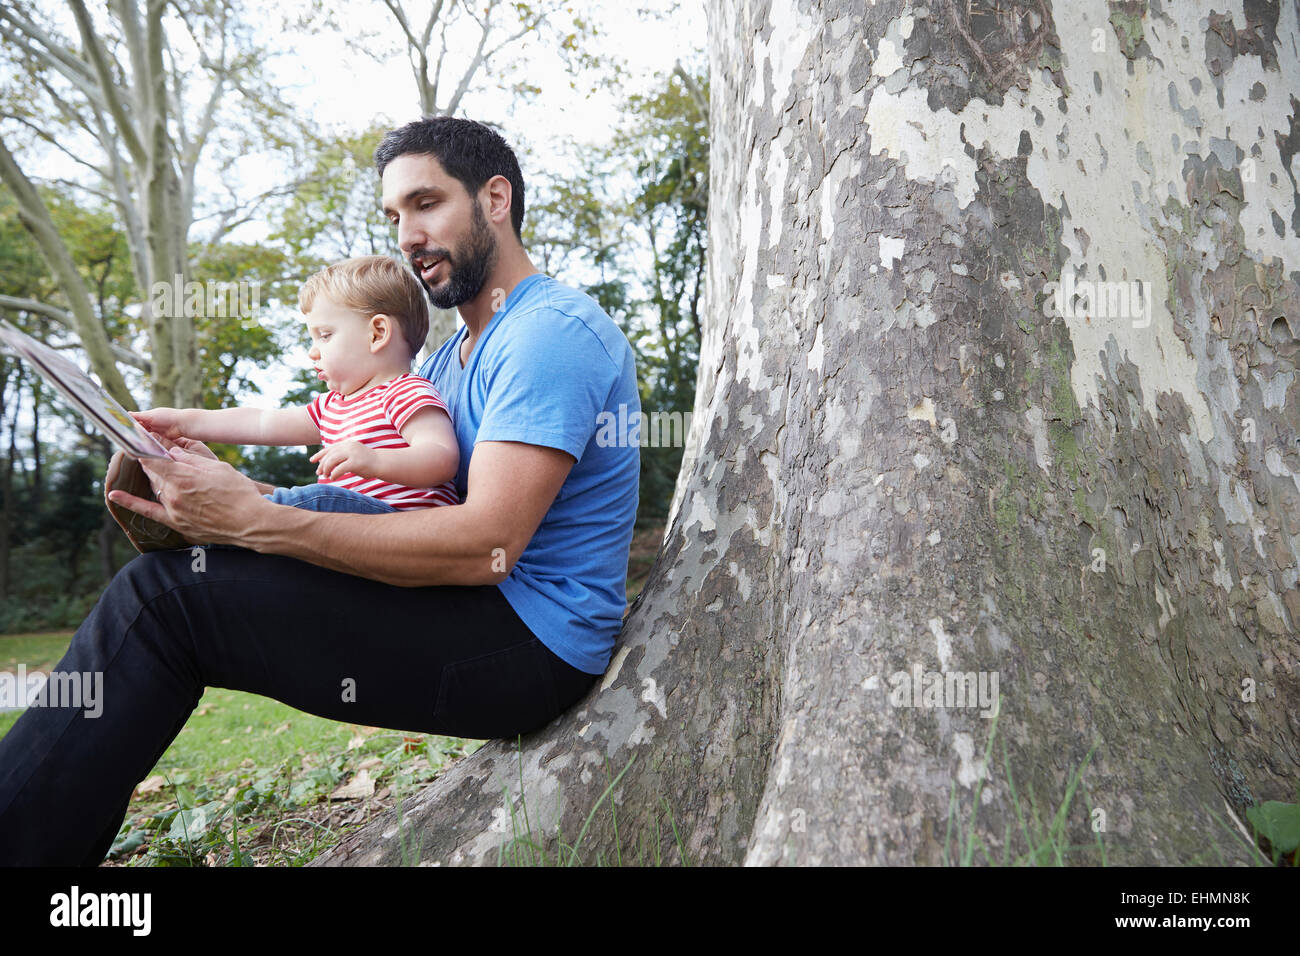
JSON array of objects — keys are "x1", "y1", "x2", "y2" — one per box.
[{"x1": 315, "y1": 0, "x2": 1299, "y2": 866}]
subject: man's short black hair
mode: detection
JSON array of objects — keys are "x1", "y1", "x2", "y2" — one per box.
[{"x1": 375, "y1": 117, "x2": 525, "y2": 241}]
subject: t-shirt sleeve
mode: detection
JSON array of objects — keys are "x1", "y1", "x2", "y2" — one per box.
[
  {"x1": 306, "y1": 392, "x2": 327, "y2": 430},
  {"x1": 475, "y1": 310, "x2": 619, "y2": 463},
  {"x1": 385, "y1": 376, "x2": 449, "y2": 432}
]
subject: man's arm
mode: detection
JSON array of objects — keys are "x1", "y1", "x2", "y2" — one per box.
[{"x1": 112, "y1": 439, "x2": 572, "y2": 587}]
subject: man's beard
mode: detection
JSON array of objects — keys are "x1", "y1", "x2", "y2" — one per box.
[{"x1": 411, "y1": 200, "x2": 498, "y2": 310}]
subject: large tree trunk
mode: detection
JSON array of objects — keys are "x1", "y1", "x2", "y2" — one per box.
[{"x1": 313, "y1": 0, "x2": 1300, "y2": 866}]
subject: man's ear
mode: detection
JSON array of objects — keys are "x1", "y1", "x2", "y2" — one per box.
[
  {"x1": 484, "y1": 175, "x2": 513, "y2": 230},
  {"x1": 368, "y1": 314, "x2": 394, "y2": 351}
]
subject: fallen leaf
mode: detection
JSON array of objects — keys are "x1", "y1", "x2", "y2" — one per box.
[
  {"x1": 135, "y1": 775, "x2": 167, "y2": 796},
  {"x1": 330, "y1": 769, "x2": 375, "y2": 801}
]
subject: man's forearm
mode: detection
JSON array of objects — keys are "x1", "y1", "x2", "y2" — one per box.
[{"x1": 239, "y1": 497, "x2": 506, "y2": 587}]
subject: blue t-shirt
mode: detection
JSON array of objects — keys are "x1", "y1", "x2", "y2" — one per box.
[{"x1": 417, "y1": 273, "x2": 640, "y2": 674}]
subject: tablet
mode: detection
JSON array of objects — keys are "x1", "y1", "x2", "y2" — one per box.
[{"x1": 0, "y1": 319, "x2": 168, "y2": 459}]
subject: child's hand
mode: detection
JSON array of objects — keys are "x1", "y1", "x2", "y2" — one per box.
[
  {"x1": 130, "y1": 408, "x2": 187, "y2": 441},
  {"x1": 310, "y1": 440, "x2": 376, "y2": 482}
]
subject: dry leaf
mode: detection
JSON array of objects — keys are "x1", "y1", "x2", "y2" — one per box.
[
  {"x1": 330, "y1": 769, "x2": 375, "y2": 801},
  {"x1": 135, "y1": 775, "x2": 167, "y2": 795}
]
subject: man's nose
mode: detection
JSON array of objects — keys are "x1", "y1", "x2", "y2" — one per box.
[{"x1": 397, "y1": 215, "x2": 426, "y2": 255}]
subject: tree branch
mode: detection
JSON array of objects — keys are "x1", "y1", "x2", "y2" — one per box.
[
  {"x1": 444, "y1": 4, "x2": 497, "y2": 116},
  {"x1": 0, "y1": 5, "x2": 100, "y2": 91},
  {"x1": 67, "y1": 0, "x2": 146, "y2": 166},
  {"x1": 0, "y1": 132, "x2": 136, "y2": 407},
  {"x1": 0, "y1": 113, "x2": 106, "y2": 179},
  {"x1": 0, "y1": 296, "x2": 150, "y2": 372},
  {"x1": 672, "y1": 61, "x2": 709, "y2": 124}
]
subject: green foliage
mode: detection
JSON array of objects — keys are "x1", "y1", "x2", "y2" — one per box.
[
  {"x1": 238, "y1": 444, "x2": 320, "y2": 491},
  {"x1": 1246, "y1": 799, "x2": 1300, "y2": 865},
  {"x1": 527, "y1": 66, "x2": 709, "y2": 523},
  {"x1": 36, "y1": 456, "x2": 104, "y2": 585},
  {"x1": 54, "y1": 681, "x2": 486, "y2": 867},
  {"x1": 272, "y1": 126, "x2": 393, "y2": 265}
]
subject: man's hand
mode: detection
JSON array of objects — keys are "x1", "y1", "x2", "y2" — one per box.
[
  {"x1": 309, "y1": 439, "x2": 375, "y2": 482},
  {"x1": 170, "y1": 436, "x2": 220, "y2": 461},
  {"x1": 106, "y1": 439, "x2": 270, "y2": 546},
  {"x1": 104, "y1": 434, "x2": 219, "y2": 506}
]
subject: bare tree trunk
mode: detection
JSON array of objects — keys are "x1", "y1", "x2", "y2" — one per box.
[
  {"x1": 28, "y1": 375, "x2": 40, "y2": 517},
  {"x1": 313, "y1": 0, "x2": 1300, "y2": 866},
  {"x1": 0, "y1": 361, "x2": 10, "y2": 601}
]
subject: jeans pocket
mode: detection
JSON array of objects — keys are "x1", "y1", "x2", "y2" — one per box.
[{"x1": 433, "y1": 640, "x2": 561, "y2": 740}]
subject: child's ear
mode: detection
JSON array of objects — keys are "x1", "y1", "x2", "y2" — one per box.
[{"x1": 369, "y1": 313, "x2": 393, "y2": 350}]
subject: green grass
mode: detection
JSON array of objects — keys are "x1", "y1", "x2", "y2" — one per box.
[
  {"x1": 487, "y1": 743, "x2": 690, "y2": 867},
  {"x1": 0, "y1": 632, "x2": 78, "y2": 738},
  {"x1": 943, "y1": 700, "x2": 1108, "y2": 866}
]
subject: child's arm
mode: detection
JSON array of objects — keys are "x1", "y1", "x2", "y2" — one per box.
[
  {"x1": 131, "y1": 406, "x2": 321, "y2": 447},
  {"x1": 310, "y1": 406, "x2": 458, "y2": 488}
]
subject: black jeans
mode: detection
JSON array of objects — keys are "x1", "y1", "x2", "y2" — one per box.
[{"x1": 0, "y1": 545, "x2": 598, "y2": 866}]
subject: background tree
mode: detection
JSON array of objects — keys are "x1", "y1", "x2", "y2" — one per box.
[
  {"x1": 0, "y1": 0, "x2": 299, "y2": 408},
  {"x1": 619, "y1": 68, "x2": 707, "y2": 524},
  {"x1": 0, "y1": 184, "x2": 146, "y2": 614},
  {"x1": 315, "y1": 0, "x2": 1300, "y2": 866},
  {"x1": 358, "y1": 0, "x2": 601, "y2": 118}
]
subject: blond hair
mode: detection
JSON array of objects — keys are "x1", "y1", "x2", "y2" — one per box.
[{"x1": 298, "y1": 256, "x2": 429, "y2": 359}]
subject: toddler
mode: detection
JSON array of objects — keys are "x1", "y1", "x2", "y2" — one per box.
[{"x1": 133, "y1": 255, "x2": 459, "y2": 515}]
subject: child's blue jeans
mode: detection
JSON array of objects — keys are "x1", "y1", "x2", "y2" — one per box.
[{"x1": 263, "y1": 484, "x2": 398, "y2": 514}]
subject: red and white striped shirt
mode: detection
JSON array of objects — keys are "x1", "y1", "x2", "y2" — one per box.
[{"x1": 306, "y1": 373, "x2": 459, "y2": 510}]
